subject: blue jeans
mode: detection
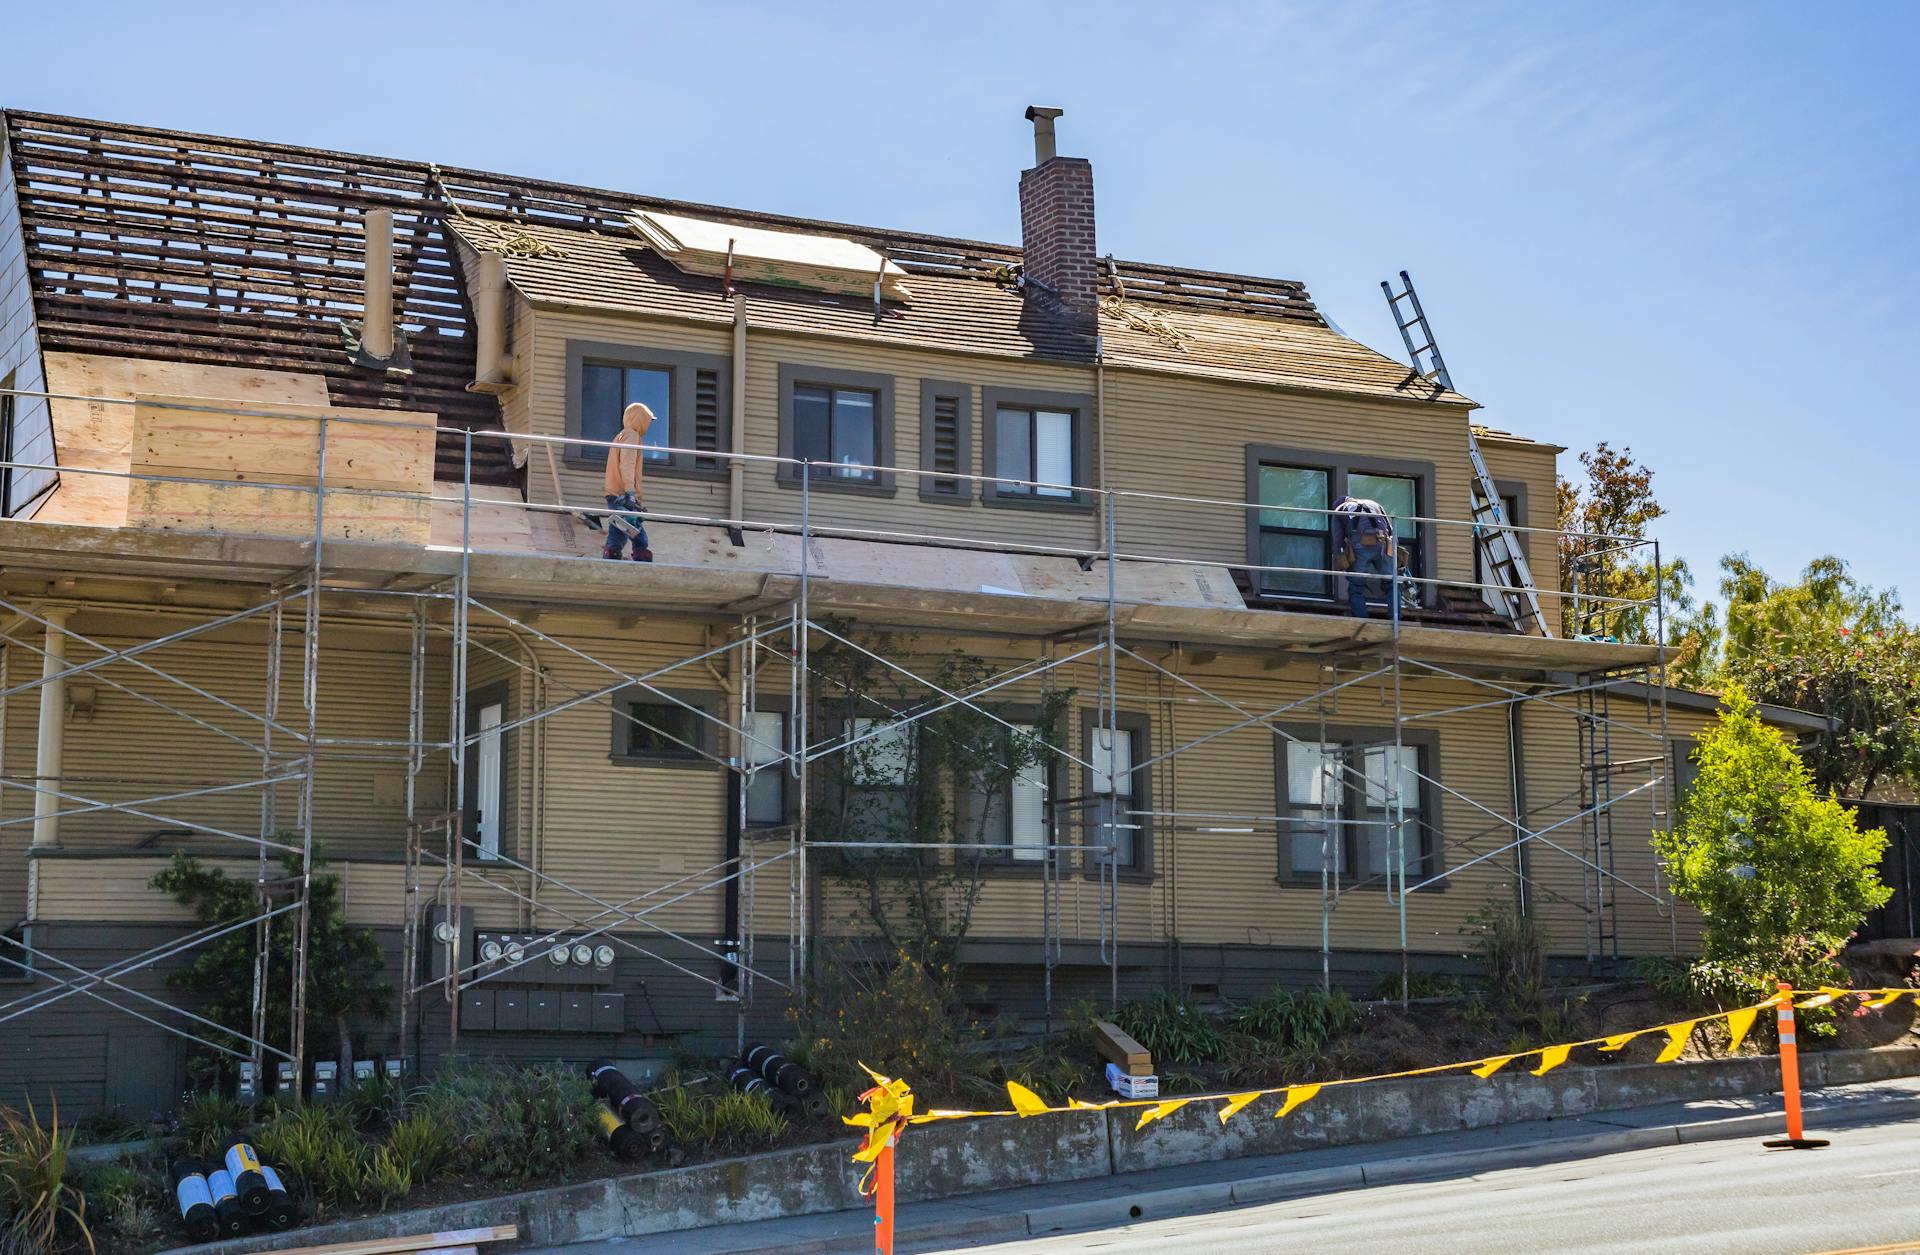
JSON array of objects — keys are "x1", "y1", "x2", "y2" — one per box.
[
  {"x1": 1346, "y1": 548, "x2": 1397, "y2": 618},
  {"x1": 602, "y1": 493, "x2": 650, "y2": 560}
]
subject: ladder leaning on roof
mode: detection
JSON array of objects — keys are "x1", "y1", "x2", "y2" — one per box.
[{"x1": 1380, "y1": 270, "x2": 1554, "y2": 637}]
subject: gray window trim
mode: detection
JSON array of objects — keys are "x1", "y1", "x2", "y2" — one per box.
[
  {"x1": 1670, "y1": 735, "x2": 1701, "y2": 823},
  {"x1": 1270, "y1": 722, "x2": 1445, "y2": 889},
  {"x1": 1243, "y1": 445, "x2": 1438, "y2": 600},
  {"x1": 564, "y1": 340, "x2": 732, "y2": 480},
  {"x1": 980, "y1": 386, "x2": 1098, "y2": 512},
  {"x1": 776, "y1": 362, "x2": 897, "y2": 496},
  {"x1": 918, "y1": 379, "x2": 974, "y2": 503},
  {"x1": 1476, "y1": 478, "x2": 1530, "y2": 589},
  {"x1": 608, "y1": 685, "x2": 724, "y2": 768},
  {"x1": 1080, "y1": 708, "x2": 1154, "y2": 881}
]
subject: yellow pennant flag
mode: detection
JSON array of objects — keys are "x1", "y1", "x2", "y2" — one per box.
[
  {"x1": 1274, "y1": 1084, "x2": 1321, "y2": 1119},
  {"x1": 1796, "y1": 991, "x2": 1837, "y2": 1009},
  {"x1": 1655, "y1": 1021, "x2": 1696, "y2": 1064},
  {"x1": 1530, "y1": 1044, "x2": 1573, "y2": 1076},
  {"x1": 1218, "y1": 1092, "x2": 1262, "y2": 1124},
  {"x1": 1006, "y1": 1080, "x2": 1050, "y2": 1118},
  {"x1": 1067, "y1": 1097, "x2": 1110, "y2": 1111},
  {"x1": 1471, "y1": 1054, "x2": 1518, "y2": 1079},
  {"x1": 1723, "y1": 1006, "x2": 1760, "y2": 1054},
  {"x1": 1863, "y1": 990, "x2": 1909, "y2": 1010},
  {"x1": 1136, "y1": 1099, "x2": 1190, "y2": 1130},
  {"x1": 1598, "y1": 1032, "x2": 1637, "y2": 1053}
]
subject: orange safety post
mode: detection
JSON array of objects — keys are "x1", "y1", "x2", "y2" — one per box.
[
  {"x1": 1764, "y1": 982, "x2": 1829, "y2": 1150},
  {"x1": 874, "y1": 1142, "x2": 896, "y2": 1255}
]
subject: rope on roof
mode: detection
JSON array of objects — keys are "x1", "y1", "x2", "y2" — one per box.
[
  {"x1": 1102, "y1": 257, "x2": 1187, "y2": 351},
  {"x1": 429, "y1": 164, "x2": 570, "y2": 261}
]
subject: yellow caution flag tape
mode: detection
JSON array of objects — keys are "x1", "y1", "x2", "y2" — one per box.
[{"x1": 847, "y1": 987, "x2": 1917, "y2": 1161}]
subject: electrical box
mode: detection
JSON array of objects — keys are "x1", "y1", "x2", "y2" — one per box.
[
  {"x1": 236, "y1": 1061, "x2": 260, "y2": 1106},
  {"x1": 352, "y1": 1059, "x2": 376, "y2": 1086},
  {"x1": 591, "y1": 993, "x2": 626, "y2": 1033},
  {"x1": 493, "y1": 988, "x2": 528, "y2": 1032},
  {"x1": 311, "y1": 1061, "x2": 338, "y2": 1103},
  {"x1": 460, "y1": 988, "x2": 495, "y2": 1031},
  {"x1": 559, "y1": 993, "x2": 592, "y2": 1032},
  {"x1": 529, "y1": 991, "x2": 558, "y2": 1024}
]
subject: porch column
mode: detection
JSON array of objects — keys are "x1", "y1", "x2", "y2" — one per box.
[{"x1": 31, "y1": 607, "x2": 70, "y2": 849}]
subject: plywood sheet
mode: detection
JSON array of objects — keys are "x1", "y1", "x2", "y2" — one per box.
[
  {"x1": 36, "y1": 353, "x2": 331, "y2": 528},
  {"x1": 126, "y1": 393, "x2": 436, "y2": 545}
]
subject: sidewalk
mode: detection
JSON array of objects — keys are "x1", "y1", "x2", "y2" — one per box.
[{"x1": 523, "y1": 1076, "x2": 1920, "y2": 1255}]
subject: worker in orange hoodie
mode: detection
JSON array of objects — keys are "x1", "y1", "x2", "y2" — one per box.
[{"x1": 602, "y1": 402, "x2": 655, "y2": 562}]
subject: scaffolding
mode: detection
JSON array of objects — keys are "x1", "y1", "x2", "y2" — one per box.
[{"x1": 0, "y1": 385, "x2": 1677, "y2": 1089}]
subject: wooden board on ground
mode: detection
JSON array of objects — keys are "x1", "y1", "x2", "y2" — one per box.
[
  {"x1": 263, "y1": 1223, "x2": 515, "y2": 1255},
  {"x1": 1092, "y1": 1019, "x2": 1153, "y2": 1076},
  {"x1": 36, "y1": 353, "x2": 332, "y2": 528},
  {"x1": 126, "y1": 393, "x2": 437, "y2": 545}
]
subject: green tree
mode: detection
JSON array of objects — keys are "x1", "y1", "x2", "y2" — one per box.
[
  {"x1": 150, "y1": 852, "x2": 390, "y2": 1084},
  {"x1": 1674, "y1": 554, "x2": 1918, "y2": 796},
  {"x1": 1556, "y1": 442, "x2": 1694, "y2": 646},
  {"x1": 1654, "y1": 686, "x2": 1890, "y2": 995}
]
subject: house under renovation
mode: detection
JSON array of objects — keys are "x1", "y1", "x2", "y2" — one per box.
[{"x1": 0, "y1": 106, "x2": 1827, "y2": 1117}]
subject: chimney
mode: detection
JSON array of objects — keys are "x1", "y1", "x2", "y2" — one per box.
[
  {"x1": 471, "y1": 249, "x2": 510, "y2": 388},
  {"x1": 360, "y1": 207, "x2": 396, "y2": 362},
  {"x1": 1018, "y1": 106, "x2": 1097, "y2": 319}
]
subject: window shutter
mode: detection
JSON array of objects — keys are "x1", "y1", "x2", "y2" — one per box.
[
  {"x1": 919, "y1": 381, "x2": 972, "y2": 501},
  {"x1": 692, "y1": 367, "x2": 723, "y2": 470}
]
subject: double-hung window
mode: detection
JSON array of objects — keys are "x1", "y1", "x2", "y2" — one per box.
[
  {"x1": 1278, "y1": 733, "x2": 1435, "y2": 883},
  {"x1": 566, "y1": 343, "x2": 730, "y2": 475},
  {"x1": 1348, "y1": 471, "x2": 1421, "y2": 581},
  {"x1": 744, "y1": 709, "x2": 789, "y2": 826},
  {"x1": 1085, "y1": 713, "x2": 1151, "y2": 872},
  {"x1": 843, "y1": 717, "x2": 915, "y2": 843},
  {"x1": 1256, "y1": 465, "x2": 1332, "y2": 596},
  {"x1": 609, "y1": 689, "x2": 721, "y2": 765},
  {"x1": 959, "y1": 722, "x2": 1050, "y2": 862}
]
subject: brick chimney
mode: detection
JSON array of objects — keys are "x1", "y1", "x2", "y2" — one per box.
[{"x1": 1018, "y1": 106, "x2": 1097, "y2": 320}]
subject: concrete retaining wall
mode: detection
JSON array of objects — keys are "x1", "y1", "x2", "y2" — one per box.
[{"x1": 168, "y1": 1044, "x2": 1920, "y2": 1255}]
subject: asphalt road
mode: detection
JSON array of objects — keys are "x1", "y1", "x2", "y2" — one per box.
[{"x1": 933, "y1": 1111, "x2": 1920, "y2": 1255}]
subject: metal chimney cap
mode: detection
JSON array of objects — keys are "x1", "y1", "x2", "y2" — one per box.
[{"x1": 1024, "y1": 106, "x2": 1065, "y2": 164}]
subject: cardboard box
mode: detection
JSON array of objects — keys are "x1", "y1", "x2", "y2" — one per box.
[{"x1": 1106, "y1": 1063, "x2": 1159, "y2": 1099}]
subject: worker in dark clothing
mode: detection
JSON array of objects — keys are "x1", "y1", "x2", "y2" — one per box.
[{"x1": 1331, "y1": 495, "x2": 1397, "y2": 619}]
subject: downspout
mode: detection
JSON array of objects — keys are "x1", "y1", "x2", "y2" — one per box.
[
  {"x1": 30, "y1": 607, "x2": 71, "y2": 851},
  {"x1": 1508, "y1": 685, "x2": 1541, "y2": 916},
  {"x1": 729, "y1": 294, "x2": 748, "y2": 532},
  {"x1": 361, "y1": 209, "x2": 396, "y2": 363}
]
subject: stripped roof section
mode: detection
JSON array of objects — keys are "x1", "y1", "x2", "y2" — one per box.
[{"x1": 2, "y1": 104, "x2": 1468, "y2": 481}]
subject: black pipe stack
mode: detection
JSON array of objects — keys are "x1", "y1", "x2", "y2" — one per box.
[
  {"x1": 589, "y1": 1061, "x2": 662, "y2": 1132},
  {"x1": 725, "y1": 1063, "x2": 799, "y2": 1116},
  {"x1": 202, "y1": 1166, "x2": 249, "y2": 1237},
  {"x1": 258, "y1": 1165, "x2": 299, "y2": 1230},
  {"x1": 223, "y1": 1142, "x2": 271, "y2": 1215},
  {"x1": 169, "y1": 1160, "x2": 218, "y2": 1244}
]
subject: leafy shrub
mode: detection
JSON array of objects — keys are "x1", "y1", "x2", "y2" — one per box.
[
  {"x1": 997, "y1": 1049, "x2": 1082, "y2": 1105},
  {"x1": 252, "y1": 1103, "x2": 364, "y2": 1205},
  {"x1": 415, "y1": 1065, "x2": 599, "y2": 1187},
  {"x1": 796, "y1": 955, "x2": 975, "y2": 1094},
  {"x1": 75, "y1": 1163, "x2": 162, "y2": 1243},
  {"x1": 1372, "y1": 971, "x2": 1466, "y2": 1001},
  {"x1": 343, "y1": 1076, "x2": 412, "y2": 1134},
  {"x1": 1225, "y1": 989, "x2": 1357, "y2": 1051},
  {"x1": 1464, "y1": 899, "x2": 1549, "y2": 1011},
  {"x1": 1114, "y1": 993, "x2": 1227, "y2": 1065},
  {"x1": 360, "y1": 1146, "x2": 413, "y2": 1210},
  {"x1": 0, "y1": 1098, "x2": 92, "y2": 1255},
  {"x1": 174, "y1": 1091, "x2": 250, "y2": 1161},
  {"x1": 653, "y1": 1078, "x2": 788, "y2": 1151},
  {"x1": 382, "y1": 1111, "x2": 453, "y2": 1186},
  {"x1": 1655, "y1": 686, "x2": 1891, "y2": 1010}
]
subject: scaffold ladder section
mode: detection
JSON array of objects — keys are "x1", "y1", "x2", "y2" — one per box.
[{"x1": 1578, "y1": 680, "x2": 1620, "y2": 964}]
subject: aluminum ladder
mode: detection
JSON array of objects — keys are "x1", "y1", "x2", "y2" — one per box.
[{"x1": 1380, "y1": 270, "x2": 1553, "y2": 637}]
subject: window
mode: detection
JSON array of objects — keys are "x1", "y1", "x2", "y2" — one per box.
[
  {"x1": 1278, "y1": 732, "x2": 1438, "y2": 883},
  {"x1": 843, "y1": 717, "x2": 915, "y2": 840},
  {"x1": 583, "y1": 362, "x2": 672, "y2": 462},
  {"x1": 745, "y1": 710, "x2": 789, "y2": 826},
  {"x1": 993, "y1": 406, "x2": 1074, "y2": 497},
  {"x1": 1256, "y1": 465, "x2": 1331, "y2": 597},
  {"x1": 1084, "y1": 711, "x2": 1152, "y2": 873},
  {"x1": 1244, "y1": 448, "x2": 1437, "y2": 601},
  {"x1": 1671, "y1": 739, "x2": 1701, "y2": 821},
  {"x1": 778, "y1": 365, "x2": 895, "y2": 493},
  {"x1": 0, "y1": 387, "x2": 14, "y2": 518},
  {"x1": 794, "y1": 385, "x2": 879, "y2": 481},
  {"x1": 1348, "y1": 471, "x2": 1421, "y2": 579},
  {"x1": 1475, "y1": 488, "x2": 1526, "y2": 592},
  {"x1": 565, "y1": 342, "x2": 729, "y2": 475},
  {"x1": 981, "y1": 387, "x2": 1095, "y2": 509},
  {"x1": 958, "y1": 722, "x2": 1051, "y2": 862},
  {"x1": 609, "y1": 688, "x2": 720, "y2": 765}
]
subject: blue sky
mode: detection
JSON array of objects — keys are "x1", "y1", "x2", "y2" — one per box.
[{"x1": 6, "y1": 2, "x2": 1914, "y2": 608}]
